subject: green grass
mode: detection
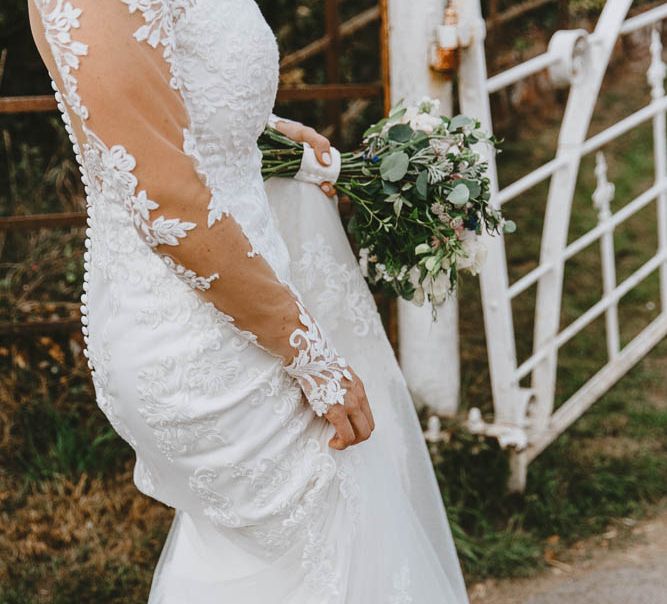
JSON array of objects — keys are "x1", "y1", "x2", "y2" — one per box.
[{"x1": 430, "y1": 334, "x2": 667, "y2": 580}]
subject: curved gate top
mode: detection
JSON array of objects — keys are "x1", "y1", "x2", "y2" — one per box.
[{"x1": 457, "y1": 0, "x2": 667, "y2": 489}]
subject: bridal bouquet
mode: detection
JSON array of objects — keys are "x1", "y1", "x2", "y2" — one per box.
[{"x1": 260, "y1": 98, "x2": 514, "y2": 314}]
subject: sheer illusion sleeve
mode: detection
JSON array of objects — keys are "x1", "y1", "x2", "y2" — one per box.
[{"x1": 29, "y1": 0, "x2": 350, "y2": 416}]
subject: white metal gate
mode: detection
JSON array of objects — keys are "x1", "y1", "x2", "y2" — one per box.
[{"x1": 456, "y1": 0, "x2": 667, "y2": 490}]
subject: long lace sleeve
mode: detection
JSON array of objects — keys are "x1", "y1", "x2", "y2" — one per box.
[{"x1": 29, "y1": 0, "x2": 350, "y2": 417}]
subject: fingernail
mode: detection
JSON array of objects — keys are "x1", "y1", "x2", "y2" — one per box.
[
  {"x1": 321, "y1": 184, "x2": 331, "y2": 192},
  {"x1": 322, "y1": 151, "x2": 331, "y2": 166}
]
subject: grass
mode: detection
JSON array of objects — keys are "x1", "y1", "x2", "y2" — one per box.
[{"x1": 1, "y1": 18, "x2": 667, "y2": 604}]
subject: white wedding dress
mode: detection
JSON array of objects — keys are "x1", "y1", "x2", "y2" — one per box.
[{"x1": 28, "y1": 1, "x2": 469, "y2": 602}]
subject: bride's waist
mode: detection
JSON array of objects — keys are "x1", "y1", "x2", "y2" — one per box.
[{"x1": 192, "y1": 145, "x2": 264, "y2": 188}]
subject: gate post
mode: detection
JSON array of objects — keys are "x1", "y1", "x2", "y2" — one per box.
[
  {"x1": 456, "y1": 0, "x2": 534, "y2": 491},
  {"x1": 385, "y1": 0, "x2": 461, "y2": 415}
]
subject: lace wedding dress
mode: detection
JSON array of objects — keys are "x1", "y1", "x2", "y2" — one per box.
[{"x1": 28, "y1": 1, "x2": 469, "y2": 602}]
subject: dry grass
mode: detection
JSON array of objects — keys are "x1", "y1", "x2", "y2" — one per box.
[{"x1": 0, "y1": 467, "x2": 172, "y2": 604}]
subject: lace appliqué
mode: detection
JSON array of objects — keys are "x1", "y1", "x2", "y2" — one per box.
[
  {"x1": 35, "y1": 0, "x2": 218, "y2": 296},
  {"x1": 284, "y1": 300, "x2": 352, "y2": 417},
  {"x1": 160, "y1": 255, "x2": 219, "y2": 291},
  {"x1": 293, "y1": 233, "x2": 384, "y2": 338},
  {"x1": 136, "y1": 353, "x2": 239, "y2": 460},
  {"x1": 122, "y1": 0, "x2": 193, "y2": 56},
  {"x1": 389, "y1": 562, "x2": 413, "y2": 604},
  {"x1": 189, "y1": 468, "x2": 242, "y2": 528},
  {"x1": 35, "y1": 0, "x2": 89, "y2": 119},
  {"x1": 80, "y1": 127, "x2": 219, "y2": 291}
]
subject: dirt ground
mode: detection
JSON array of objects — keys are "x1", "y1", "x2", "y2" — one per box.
[{"x1": 468, "y1": 504, "x2": 667, "y2": 604}]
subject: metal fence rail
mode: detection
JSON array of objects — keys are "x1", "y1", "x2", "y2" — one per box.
[{"x1": 458, "y1": 0, "x2": 667, "y2": 489}]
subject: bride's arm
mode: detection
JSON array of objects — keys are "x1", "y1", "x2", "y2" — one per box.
[{"x1": 29, "y1": 0, "x2": 371, "y2": 446}]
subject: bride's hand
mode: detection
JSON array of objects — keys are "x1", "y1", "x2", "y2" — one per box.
[
  {"x1": 271, "y1": 120, "x2": 337, "y2": 198},
  {"x1": 325, "y1": 367, "x2": 375, "y2": 450}
]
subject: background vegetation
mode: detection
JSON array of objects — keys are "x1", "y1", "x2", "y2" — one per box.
[{"x1": 1, "y1": 1, "x2": 666, "y2": 602}]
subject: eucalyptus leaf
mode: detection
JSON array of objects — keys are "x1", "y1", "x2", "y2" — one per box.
[
  {"x1": 380, "y1": 151, "x2": 410, "y2": 182},
  {"x1": 382, "y1": 181, "x2": 399, "y2": 195},
  {"x1": 389, "y1": 106, "x2": 407, "y2": 120},
  {"x1": 503, "y1": 219, "x2": 517, "y2": 234},
  {"x1": 424, "y1": 256, "x2": 439, "y2": 272},
  {"x1": 388, "y1": 124, "x2": 413, "y2": 142},
  {"x1": 450, "y1": 115, "x2": 473, "y2": 130},
  {"x1": 447, "y1": 183, "x2": 470, "y2": 206},
  {"x1": 363, "y1": 120, "x2": 385, "y2": 138},
  {"x1": 458, "y1": 178, "x2": 481, "y2": 198}
]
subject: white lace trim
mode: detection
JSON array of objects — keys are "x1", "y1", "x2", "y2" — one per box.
[
  {"x1": 33, "y1": 0, "x2": 218, "y2": 293},
  {"x1": 121, "y1": 0, "x2": 193, "y2": 53},
  {"x1": 389, "y1": 561, "x2": 413, "y2": 604},
  {"x1": 160, "y1": 255, "x2": 219, "y2": 291},
  {"x1": 35, "y1": 0, "x2": 89, "y2": 119},
  {"x1": 285, "y1": 299, "x2": 352, "y2": 416}
]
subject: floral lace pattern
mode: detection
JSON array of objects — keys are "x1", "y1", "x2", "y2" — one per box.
[
  {"x1": 122, "y1": 0, "x2": 193, "y2": 54},
  {"x1": 136, "y1": 355, "x2": 231, "y2": 460},
  {"x1": 389, "y1": 561, "x2": 413, "y2": 604},
  {"x1": 189, "y1": 468, "x2": 242, "y2": 528},
  {"x1": 285, "y1": 299, "x2": 352, "y2": 416},
  {"x1": 35, "y1": 0, "x2": 89, "y2": 118},
  {"x1": 293, "y1": 233, "x2": 384, "y2": 338}
]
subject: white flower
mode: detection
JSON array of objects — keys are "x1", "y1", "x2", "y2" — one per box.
[
  {"x1": 418, "y1": 97, "x2": 441, "y2": 115},
  {"x1": 408, "y1": 264, "x2": 451, "y2": 306},
  {"x1": 412, "y1": 113, "x2": 442, "y2": 134},
  {"x1": 411, "y1": 286, "x2": 425, "y2": 307},
  {"x1": 425, "y1": 271, "x2": 451, "y2": 305},
  {"x1": 430, "y1": 139, "x2": 453, "y2": 156},
  {"x1": 457, "y1": 230, "x2": 487, "y2": 275},
  {"x1": 408, "y1": 265, "x2": 422, "y2": 288}
]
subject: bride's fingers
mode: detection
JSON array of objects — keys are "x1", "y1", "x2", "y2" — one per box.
[
  {"x1": 327, "y1": 407, "x2": 356, "y2": 450},
  {"x1": 301, "y1": 127, "x2": 332, "y2": 168},
  {"x1": 366, "y1": 407, "x2": 376, "y2": 433},
  {"x1": 320, "y1": 181, "x2": 337, "y2": 197},
  {"x1": 349, "y1": 410, "x2": 372, "y2": 445}
]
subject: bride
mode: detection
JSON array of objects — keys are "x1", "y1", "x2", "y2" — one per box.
[{"x1": 28, "y1": 0, "x2": 469, "y2": 601}]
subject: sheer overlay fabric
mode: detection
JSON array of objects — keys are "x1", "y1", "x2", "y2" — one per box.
[
  {"x1": 29, "y1": 1, "x2": 470, "y2": 602},
  {"x1": 29, "y1": 0, "x2": 349, "y2": 417}
]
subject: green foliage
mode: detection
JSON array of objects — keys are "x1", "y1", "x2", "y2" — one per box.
[{"x1": 14, "y1": 401, "x2": 127, "y2": 483}]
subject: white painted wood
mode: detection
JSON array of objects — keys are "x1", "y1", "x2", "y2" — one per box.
[
  {"x1": 397, "y1": 297, "x2": 460, "y2": 414},
  {"x1": 386, "y1": 0, "x2": 461, "y2": 415}
]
